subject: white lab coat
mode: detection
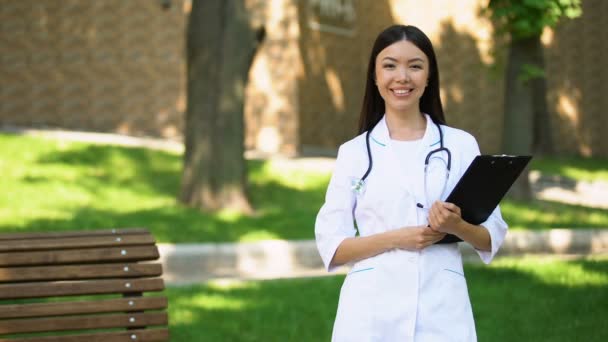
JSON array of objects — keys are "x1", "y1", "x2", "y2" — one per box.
[{"x1": 315, "y1": 114, "x2": 508, "y2": 342}]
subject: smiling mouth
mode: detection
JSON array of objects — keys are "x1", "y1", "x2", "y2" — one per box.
[{"x1": 391, "y1": 88, "x2": 413, "y2": 96}]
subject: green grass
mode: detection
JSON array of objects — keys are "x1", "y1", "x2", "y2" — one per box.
[
  {"x1": 500, "y1": 199, "x2": 608, "y2": 230},
  {"x1": 165, "y1": 256, "x2": 608, "y2": 341},
  {"x1": 2, "y1": 255, "x2": 604, "y2": 340},
  {"x1": 0, "y1": 133, "x2": 607, "y2": 242},
  {"x1": 0, "y1": 133, "x2": 329, "y2": 242},
  {"x1": 529, "y1": 156, "x2": 608, "y2": 182}
]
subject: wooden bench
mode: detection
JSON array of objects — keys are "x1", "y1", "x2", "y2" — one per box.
[{"x1": 0, "y1": 228, "x2": 169, "y2": 341}]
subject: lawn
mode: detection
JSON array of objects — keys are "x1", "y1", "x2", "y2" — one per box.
[
  {"x1": 166, "y1": 256, "x2": 608, "y2": 341},
  {"x1": 529, "y1": 156, "x2": 608, "y2": 182},
  {"x1": 1, "y1": 133, "x2": 607, "y2": 243}
]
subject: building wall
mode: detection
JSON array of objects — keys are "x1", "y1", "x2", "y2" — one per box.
[
  {"x1": 544, "y1": 0, "x2": 608, "y2": 157},
  {"x1": 0, "y1": 0, "x2": 186, "y2": 139},
  {"x1": 296, "y1": 0, "x2": 505, "y2": 154},
  {"x1": 1, "y1": 0, "x2": 606, "y2": 157}
]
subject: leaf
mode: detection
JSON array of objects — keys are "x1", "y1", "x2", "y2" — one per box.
[{"x1": 518, "y1": 63, "x2": 545, "y2": 84}]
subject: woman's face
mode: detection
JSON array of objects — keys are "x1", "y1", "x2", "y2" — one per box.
[{"x1": 374, "y1": 39, "x2": 429, "y2": 116}]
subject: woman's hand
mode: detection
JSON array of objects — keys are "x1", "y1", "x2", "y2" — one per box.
[
  {"x1": 389, "y1": 225, "x2": 446, "y2": 251},
  {"x1": 428, "y1": 201, "x2": 463, "y2": 234},
  {"x1": 331, "y1": 225, "x2": 446, "y2": 267}
]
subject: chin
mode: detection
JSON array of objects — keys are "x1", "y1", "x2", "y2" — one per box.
[{"x1": 387, "y1": 103, "x2": 417, "y2": 113}]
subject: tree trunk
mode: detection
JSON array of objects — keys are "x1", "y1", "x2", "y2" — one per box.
[
  {"x1": 502, "y1": 36, "x2": 538, "y2": 201},
  {"x1": 180, "y1": 0, "x2": 260, "y2": 213},
  {"x1": 530, "y1": 36, "x2": 554, "y2": 156}
]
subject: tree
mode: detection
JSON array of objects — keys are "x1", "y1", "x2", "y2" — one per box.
[
  {"x1": 179, "y1": 0, "x2": 264, "y2": 213},
  {"x1": 486, "y1": 0, "x2": 582, "y2": 200}
]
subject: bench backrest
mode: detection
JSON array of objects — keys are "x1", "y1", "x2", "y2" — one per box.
[{"x1": 0, "y1": 228, "x2": 169, "y2": 341}]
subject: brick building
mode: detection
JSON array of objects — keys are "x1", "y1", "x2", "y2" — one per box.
[{"x1": 1, "y1": 0, "x2": 606, "y2": 157}]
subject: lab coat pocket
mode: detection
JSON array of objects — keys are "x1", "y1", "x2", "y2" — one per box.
[
  {"x1": 342, "y1": 262, "x2": 377, "y2": 297},
  {"x1": 436, "y1": 248, "x2": 473, "y2": 325},
  {"x1": 439, "y1": 247, "x2": 466, "y2": 284},
  {"x1": 333, "y1": 264, "x2": 377, "y2": 340},
  {"x1": 440, "y1": 263, "x2": 468, "y2": 300}
]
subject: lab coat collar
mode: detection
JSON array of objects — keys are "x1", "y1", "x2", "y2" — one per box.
[
  {"x1": 369, "y1": 113, "x2": 439, "y2": 150},
  {"x1": 369, "y1": 113, "x2": 441, "y2": 199}
]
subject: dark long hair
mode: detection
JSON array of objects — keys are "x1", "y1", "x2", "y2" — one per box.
[{"x1": 358, "y1": 25, "x2": 445, "y2": 134}]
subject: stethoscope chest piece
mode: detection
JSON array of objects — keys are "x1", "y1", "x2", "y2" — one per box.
[{"x1": 351, "y1": 178, "x2": 367, "y2": 196}]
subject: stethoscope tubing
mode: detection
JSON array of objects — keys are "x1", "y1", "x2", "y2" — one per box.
[{"x1": 361, "y1": 119, "x2": 450, "y2": 183}]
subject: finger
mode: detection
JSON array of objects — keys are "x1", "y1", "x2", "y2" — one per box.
[
  {"x1": 424, "y1": 226, "x2": 440, "y2": 235},
  {"x1": 442, "y1": 202, "x2": 459, "y2": 211},
  {"x1": 432, "y1": 201, "x2": 443, "y2": 212},
  {"x1": 443, "y1": 203, "x2": 461, "y2": 217},
  {"x1": 431, "y1": 212, "x2": 445, "y2": 232},
  {"x1": 428, "y1": 210, "x2": 438, "y2": 229},
  {"x1": 433, "y1": 233, "x2": 447, "y2": 243},
  {"x1": 453, "y1": 206, "x2": 461, "y2": 216},
  {"x1": 438, "y1": 206, "x2": 450, "y2": 222},
  {"x1": 424, "y1": 231, "x2": 445, "y2": 245},
  {"x1": 428, "y1": 202, "x2": 436, "y2": 214}
]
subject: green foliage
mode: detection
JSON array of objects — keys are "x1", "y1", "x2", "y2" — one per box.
[
  {"x1": 163, "y1": 256, "x2": 608, "y2": 341},
  {"x1": 487, "y1": 0, "x2": 582, "y2": 39},
  {"x1": 518, "y1": 62, "x2": 546, "y2": 83}
]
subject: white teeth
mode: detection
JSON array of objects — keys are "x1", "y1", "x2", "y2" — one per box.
[{"x1": 393, "y1": 89, "x2": 410, "y2": 95}]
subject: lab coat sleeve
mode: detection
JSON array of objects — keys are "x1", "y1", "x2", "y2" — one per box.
[
  {"x1": 462, "y1": 134, "x2": 509, "y2": 264},
  {"x1": 315, "y1": 144, "x2": 358, "y2": 272}
]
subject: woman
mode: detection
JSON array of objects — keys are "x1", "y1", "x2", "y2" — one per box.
[{"x1": 315, "y1": 25, "x2": 508, "y2": 341}]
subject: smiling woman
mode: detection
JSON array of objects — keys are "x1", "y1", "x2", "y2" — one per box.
[
  {"x1": 374, "y1": 41, "x2": 430, "y2": 129},
  {"x1": 315, "y1": 25, "x2": 509, "y2": 341}
]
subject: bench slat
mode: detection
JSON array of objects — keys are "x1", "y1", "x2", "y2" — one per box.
[
  {"x1": 0, "y1": 278, "x2": 165, "y2": 299},
  {"x1": 0, "y1": 328, "x2": 169, "y2": 342},
  {"x1": 0, "y1": 312, "x2": 168, "y2": 334},
  {"x1": 0, "y1": 234, "x2": 156, "y2": 253},
  {"x1": 0, "y1": 297, "x2": 168, "y2": 319},
  {"x1": 0, "y1": 246, "x2": 160, "y2": 267},
  {"x1": 0, "y1": 229, "x2": 168, "y2": 341},
  {"x1": 0, "y1": 228, "x2": 150, "y2": 241},
  {"x1": 0, "y1": 263, "x2": 163, "y2": 283}
]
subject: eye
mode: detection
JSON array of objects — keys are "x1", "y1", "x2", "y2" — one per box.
[
  {"x1": 382, "y1": 63, "x2": 395, "y2": 69},
  {"x1": 411, "y1": 64, "x2": 423, "y2": 69}
]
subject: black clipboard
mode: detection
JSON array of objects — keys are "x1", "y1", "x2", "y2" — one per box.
[{"x1": 435, "y1": 154, "x2": 532, "y2": 244}]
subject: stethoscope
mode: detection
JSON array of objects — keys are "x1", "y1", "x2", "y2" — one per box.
[{"x1": 352, "y1": 119, "x2": 452, "y2": 210}]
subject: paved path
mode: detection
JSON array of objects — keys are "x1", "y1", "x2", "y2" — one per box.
[{"x1": 159, "y1": 229, "x2": 608, "y2": 286}]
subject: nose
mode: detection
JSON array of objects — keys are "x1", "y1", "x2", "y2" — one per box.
[{"x1": 396, "y1": 66, "x2": 410, "y2": 82}]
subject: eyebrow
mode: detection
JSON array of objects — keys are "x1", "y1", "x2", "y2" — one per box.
[{"x1": 381, "y1": 56, "x2": 425, "y2": 63}]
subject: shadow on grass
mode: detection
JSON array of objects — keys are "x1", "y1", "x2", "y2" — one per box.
[
  {"x1": 164, "y1": 258, "x2": 608, "y2": 341},
  {"x1": 4, "y1": 148, "x2": 328, "y2": 242},
  {"x1": 5, "y1": 138, "x2": 606, "y2": 241},
  {"x1": 34, "y1": 144, "x2": 182, "y2": 197},
  {"x1": 0, "y1": 185, "x2": 323, "y2": 243},
  {"x1": 165, "y1": 276, "x2": 342, "y2": 341},
  {"x1": 530, "y1": 156, "x2": 608, "y2": 182},
  {"x1": 501, "y1": 198, "x2": 608, "y2": 229},
  {"x1": 468, "y1": 258, "x2": 608, "y2": 341}
]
